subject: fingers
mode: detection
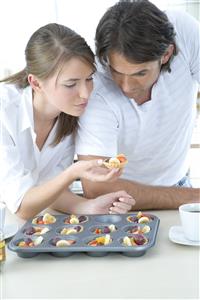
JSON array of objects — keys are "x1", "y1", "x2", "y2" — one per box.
[
  {"x1": 111, "y1": 190, "x2": 134, "y2": 201},
  {"x1": 78, "y1": 159, "x2": 104, "y2": 170},
  {"x1": 118, "y1": 196, "x2": 136, "y2": 206},
  {"x1": 90, "y1": 168, "x2": 122, "y2": 182},
  {"x1": 109, "y1": 199, "x2": 133, "y2": 214},
  {"x1": 97, "y1": 159, "x2": 104, "y2": 166},
  {"x1": 108, "y1": 193, "x2": 136, "y2": 214},
  {"x1": 102, "y1": 168, "x2": 122, "y2": 180},
  {"x1": 89, "y1": 159, "x2": 105, "y2": 167},
  {"x1": 105, "y1": 191, "x2": 135, "y2": 206},
  {"x1": 115, "y1": 201, "x2": 132, "y2": 211},
  {"x1": 89, "y1": 159, "x2": 122, "y2": 175}
]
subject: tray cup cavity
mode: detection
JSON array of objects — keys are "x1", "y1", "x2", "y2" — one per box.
[
  {"x1": 49, "y1": 236, "x2": 77, "y2": 247},
  {"x1": 56, "y1": 225, "x2": 83, "y2": 235},
  {"x1": 94, "y1": 215, "x2": 122, "y2": 223},
  {"x1": 63, "y1": 215, "x2": 88, "y2": 224},
  {"x1": 123, "y1": 224, "x2": 151, "y2": 235},
  {"x1": 23, "y1": 226, "x2": 50, "y2": 236},
  {"x1": 90, "y1": 224, "x2": 117, "y2": 234}
]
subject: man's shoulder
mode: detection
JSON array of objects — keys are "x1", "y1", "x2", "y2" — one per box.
[
  {"x1": 166, "y1": 8, "x2": 199, "y2": 69},
  {"x1": 93, "y1": 69, "x2": 123, "y2": 104},
  {"x1": 166, "y1": 8, "x2": 198, "y2": 33},
  {"x1": 166, "y1": 8, "x2": 191, "y2": 21},
  {"x1": 94, "y1": 68, "x2": 115, "y2": 90}
]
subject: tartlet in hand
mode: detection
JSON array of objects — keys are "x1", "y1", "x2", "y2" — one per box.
[{"x1": 103, "y1": 154, "x2": 128, "y2": 169}]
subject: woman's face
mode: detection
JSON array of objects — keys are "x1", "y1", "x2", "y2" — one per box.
[{"x1": 39, "y1": 57, "x2": 94, "y2": 117}]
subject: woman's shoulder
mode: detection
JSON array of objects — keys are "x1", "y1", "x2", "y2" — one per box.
[{"x1": 0, "y1": 83, "x2": 23, "y2": 109}]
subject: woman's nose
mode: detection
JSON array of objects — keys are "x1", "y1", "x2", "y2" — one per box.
[{"x1": 79, "y1": 83, "x2": 92, "y2": 99}]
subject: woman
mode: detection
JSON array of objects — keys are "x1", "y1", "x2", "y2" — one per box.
[{"x1": 0, "y1": 23, "x2": 134, "y2": 219}]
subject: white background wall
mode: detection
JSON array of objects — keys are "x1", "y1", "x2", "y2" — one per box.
[{"x1": 0, "y1": 0, "x2": 199, "y2": 77}]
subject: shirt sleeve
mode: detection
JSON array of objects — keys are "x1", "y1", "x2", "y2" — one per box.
[
  {"x1": 0, "y1": 123, "x2": 75, "y2": 213},
  {"x1": 75, "y1": 91, "x2": 119, "y2": 157},
  {"x1": 0, "y1": 125, "x2": 36, "y2": 213}
]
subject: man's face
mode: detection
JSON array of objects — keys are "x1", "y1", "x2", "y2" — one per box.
[{"x1": 108, "y1": 51, "x2": 161, "y2": 103}]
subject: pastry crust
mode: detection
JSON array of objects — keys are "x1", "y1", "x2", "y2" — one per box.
[{"x1": 103, "y1": 153, "x2": 128, "y2": 169}]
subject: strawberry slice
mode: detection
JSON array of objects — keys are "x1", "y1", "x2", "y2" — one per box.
[{"x1": 116, "y1": 154, "x2": 127, "y2": 163}]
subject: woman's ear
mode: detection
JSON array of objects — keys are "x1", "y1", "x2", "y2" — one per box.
[
  {"x1": 161, "y1": 44, "x2": 174, "y2": 65},
  {"x1": 28, "y1": 74, "x2": 41, "y2": 92}
]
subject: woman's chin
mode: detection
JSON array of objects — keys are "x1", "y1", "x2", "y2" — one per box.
[{"x1": 62, "y1": 110, "x2": 84, "y2": 117}]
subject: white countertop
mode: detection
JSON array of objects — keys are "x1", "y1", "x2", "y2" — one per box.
[{"x1": 1, "y1": 209, "x2": 199, "y2": 299}]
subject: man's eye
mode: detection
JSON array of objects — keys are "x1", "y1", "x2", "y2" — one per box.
[
  {"x1": 111, "y1": 69, "x2": 119, "y2": 75},
  {"x1": 136, "y1": 73, "x2": 146, "y2": 77}
]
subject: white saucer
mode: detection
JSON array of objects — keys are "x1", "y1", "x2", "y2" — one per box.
[
  {"x1": 4, "y1": 224, "x2": 18, "y2": 239},
  {"x1": 169, "y1": 225, "x2": 200, "y2": 246}
]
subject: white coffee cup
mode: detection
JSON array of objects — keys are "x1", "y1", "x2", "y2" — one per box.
[
  {"x1": 179, "y1": 203, "x2": 200, "y2": 242},
  {"x1": 0, "y1": 202, "x2": 6, "y2": 233}
]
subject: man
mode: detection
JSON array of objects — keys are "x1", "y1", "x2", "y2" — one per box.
[{"x1": 76, "y1": 0, "x2": 200, "y2": 210}]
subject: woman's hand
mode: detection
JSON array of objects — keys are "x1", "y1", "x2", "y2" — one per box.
[
  {"x1": 70, "y1": 159, "x2": 122, "y2": 182},
  {"x1": 88, "y1": 190, "x2": 136, "y2": 214}
]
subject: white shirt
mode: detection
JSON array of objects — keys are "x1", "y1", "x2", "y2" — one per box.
[
  {"x1": 0, "y1": 84, "x2": 75, "y2": 213},
  {"x1": 76, "y1": 10, "x2": 200, "y2": 186}
]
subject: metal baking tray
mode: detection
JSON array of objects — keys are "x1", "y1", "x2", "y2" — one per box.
[{"x1": 8, "y1": 212, "x2": 159, "y2": 258}]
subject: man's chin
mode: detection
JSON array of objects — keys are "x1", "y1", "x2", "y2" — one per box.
[{"x1": 123, "y1": 92, "x2": 135, "y2": 99}]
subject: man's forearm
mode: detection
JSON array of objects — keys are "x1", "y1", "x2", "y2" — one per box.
[{"x1": 81, "y1": 178, "x2": 200, "y2": 210}]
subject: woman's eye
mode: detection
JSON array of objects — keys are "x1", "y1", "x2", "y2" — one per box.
[
  {"x1": 86, "y1": 77, "x2": 94, "y2": 82},
  {"x1": 64, "y1": 83, "x2": 76, "y2": 88}
]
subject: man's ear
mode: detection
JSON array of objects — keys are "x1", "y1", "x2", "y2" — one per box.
[
  {"x1": 28, "y1": 74, "x2": 41, "y2": 92},
  {"x1": 161, "y1": 44, "x2": 174, "y2": 65}
]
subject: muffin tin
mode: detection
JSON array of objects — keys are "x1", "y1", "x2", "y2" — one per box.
[{"x1": 8, "y1": 212, "x2": 159, "y2": 258}]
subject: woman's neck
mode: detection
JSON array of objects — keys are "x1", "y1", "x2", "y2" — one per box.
[{"x1": 32, "y1": 91, "x2": 60, "y2": 125}]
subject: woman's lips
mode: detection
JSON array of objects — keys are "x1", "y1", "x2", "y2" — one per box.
[{"x1": 76, "y1": 102, "x2": 88, "y2": 108}]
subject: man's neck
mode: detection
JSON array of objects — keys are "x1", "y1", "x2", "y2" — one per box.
[{"x1": 129, "y1": 89, "x2": 152, "y2": 105}]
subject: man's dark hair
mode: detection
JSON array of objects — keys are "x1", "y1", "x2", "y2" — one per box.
[{"x1": 95, "y1": 0, "x2": 178, "y2": 72}]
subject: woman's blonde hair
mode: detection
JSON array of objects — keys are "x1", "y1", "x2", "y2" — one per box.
[{"x1": 1, "y1": 23, "x2": 95, "y2": 145}]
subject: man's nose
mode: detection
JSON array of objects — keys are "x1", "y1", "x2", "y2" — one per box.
[{"x1": 120, "y1": 76, "x2": 132, "y2": 93}]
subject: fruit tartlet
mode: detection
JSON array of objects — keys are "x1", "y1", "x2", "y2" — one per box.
[
  {"x1": 59, "y1": 225, "x2": 83, "y2": 235},
  {"x1": 127, "y1": 211, "x2": 153, "y2": 224},
  {"x1": 126, "y1": 225, "x2": 150, "y2": 234},
  {"x1": 88, "y1": 234, "x2": 112, "y2": 246},
  {"x1": 123, "y1": 234, "x2": 148, "y2": 246},
  {"x1": 51, "y1": 237, "x2": 76, "y2": 247},
  {"x1": 64, "y1": 214, "x2": 88, "y2": 224},
  {"x1": 92, "y1": 224, "x2": 117, "y2": 234},
  {"x1": 23, "y1": 226, "x2": 49, "y2": 235},
  {"x1": 32, "y1": 213, "x2": 56, "y2": 225},
  {"x1": 103, "y1": 153, "x2": 128, "y2": 169},
  {"x1": 17, "y1": 236, "x2": 43, "y2": 247}
]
